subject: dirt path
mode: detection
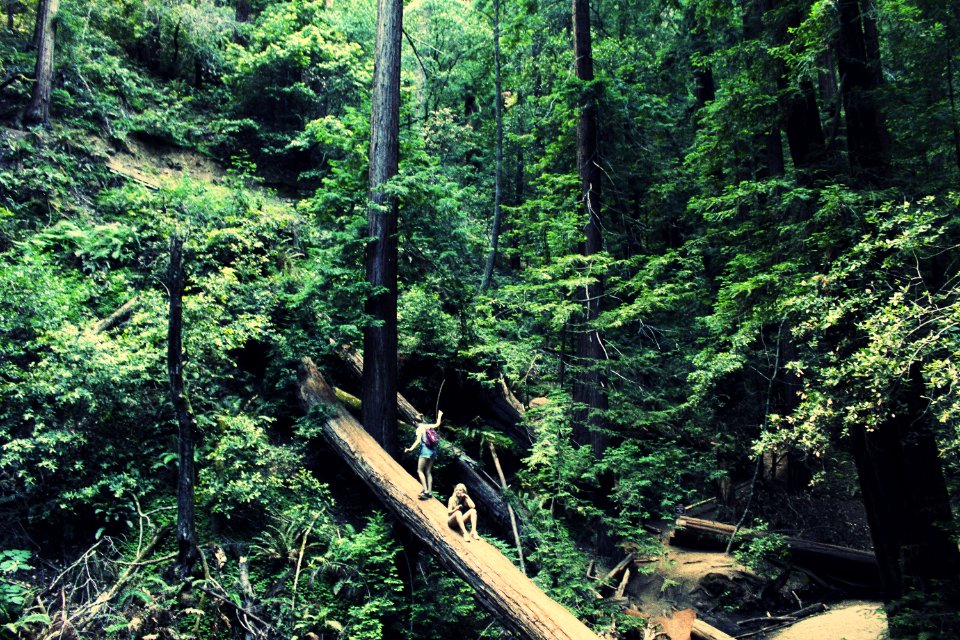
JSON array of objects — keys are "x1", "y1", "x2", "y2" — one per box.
[
  {"x1": 627, "y1": 543, "x2": 887, "y2": 639},
  {"x1": 765, "y1": 601, "x2": 886, "y2": 640}
]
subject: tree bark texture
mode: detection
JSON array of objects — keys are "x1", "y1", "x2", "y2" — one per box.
[
  {"x1": 835, "y1": 0, "x2": 891, "y2": 183},
  {"x1": 947, "y1": 31, "x2": 960, "y2": 170},
  {"x1": 297, "y1": 359, "x2": 601, "y2": 640},
  {"x1": 849, "y1": 364, "x2": 960, "y2": 635},
  {"x1": 363, "y1": 0, "x2": 403, "y2": 455},
  {"x1": 23, "y1": 0, "x2": 59, "y2": 126},
  {"x1": 167, "y1": 235, "x2": 197, "y2": 578},
  {"x1": 330, "y1": 340, "x2": 523, "y2": 539},
  {"x1": 571, "y1": 0, "x2": 608, "y2": 455}
]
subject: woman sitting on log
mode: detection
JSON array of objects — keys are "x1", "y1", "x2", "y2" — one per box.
[{"x1": 447, "y1": 483, "x2": 480, "y2": 542}]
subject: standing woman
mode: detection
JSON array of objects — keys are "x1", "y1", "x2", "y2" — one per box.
[
  {"x1": 404, "y1": 410, "x2": 442, "y2": 499},
  {"x1": 447, "y1": 483, "x2": 480, "y2": 541}
]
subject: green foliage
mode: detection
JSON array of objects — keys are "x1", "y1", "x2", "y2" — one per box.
[
  {"x1": 200, "y1": 414, "x2": 303, "y2": 518},
  {"x1": 398, "y1": 284, "x2": 462, "y2": 360},
  {"x1": 405, "y1": 554, "x2": 499, "y2": 639},
  {"x1": 220, "y1": 0, "x2": 369, "y2": 168},
  {"x1": 782, "y1": 194, "x2": 960, "y2": 447},
  {"x1": 4, "y1": 0, "x2": 960, "y2": 634},
  {"x1": 733, "y1": 521, "x2": 789, "y2": 579},
  {"x1": 0, "y1": 550, "x2": 34, "y2": 623},
  {"x1": 520, "y1": 500, "x2": 610, "y2": 622},
  {"x1": 520, "y1": 395, "x2": 596, "y2": 507}
]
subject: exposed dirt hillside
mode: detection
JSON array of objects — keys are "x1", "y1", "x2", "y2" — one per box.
[{"x1": 101, "y1": 132, "x2": 226, "y2": 189}]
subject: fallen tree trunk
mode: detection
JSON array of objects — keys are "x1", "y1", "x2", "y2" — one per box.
[
  {"x1": 691, "y1": 619, "x2": 737, "y2": 640},
  {"x1": 333, "y1": 339, "x2": 533, "y2": 446},
  {"x1": 330, "y1": 339, "x2": 521, "y2": 537},
  {"x1": 477, "y1": 376, "x2": 535, "y2": 446},
  {"x1": 671, "y1": 517, "x2": 881, "y2": 588},
  {"x1": 297, "y1": 358, "x2": 599, "y2": 640},
  {"x1": 737, "y1": 602, "x2": 827, "y2": 628},
  {"x1": 91, "y1": 296, "x2": 140, "y2": 334}
]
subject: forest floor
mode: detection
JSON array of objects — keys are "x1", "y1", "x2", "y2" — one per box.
[{"x1": 629, "y1": 543, "x2": 887, "y2": 639}]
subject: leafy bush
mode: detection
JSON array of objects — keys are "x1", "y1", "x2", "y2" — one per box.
[
  {"x1": 733, "y1": 521, "x2": 789, "y2": 579},
  {"x1": 0, "y1": 549, "x2": 34, "y2": 624}
]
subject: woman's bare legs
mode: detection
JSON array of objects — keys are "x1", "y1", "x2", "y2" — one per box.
[
  {"x1": 448, "y1": 511, "x2": 470, "y2": 541},
  {"x1": 463, "y1": 509, "x2": 480, "y2": 539},
  {"x1": 416, "y1": 457, "x2": 434, "y2": 495}
]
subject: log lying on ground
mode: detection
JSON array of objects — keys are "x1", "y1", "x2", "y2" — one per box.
[
  {"x1": 734, "y1": 603, "x2": 829, "y2": 639},
  {"x1": 477, "y1": 376, "x2": 535, "y2": 446},
  {"x1": 671, "y1": 517, "x2": 881, "y2": 588},
  {"x1": 691, "y1": 619, "x2": 737, "y2": 640},
  {"x1": 91, "y1": 296, "x2": 141, "y2": 334},
  {"x1": 297, "y1": 358, "x2": 599, "y2": 640},
  {"x1": 330, "y1": 340, "x2": 521, "y2": 537},
  {"x1": 737, "y1": 602, "x2": 827, "y2": 628}
]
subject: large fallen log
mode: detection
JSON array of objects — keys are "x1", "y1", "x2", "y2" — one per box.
[
  {"x1": 297, "y1": 358, "x2": 600, "y2": 640},
  {"x1": 671, "y1": 517, "x2": 881, "y2": 588},
  {"x1": 330, "y1": 340, "x2": 520, "y2": 537},
  {"x1": 691, "y1": 619, "x2": 737, "y2": 640},
  {"x1": 477, "y1": 376, "x2": 536, "y2": 446}
]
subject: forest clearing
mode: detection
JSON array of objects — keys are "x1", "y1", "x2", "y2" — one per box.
[{"x1": 1, "y1": 0, "x2": 959, "y2": 639}]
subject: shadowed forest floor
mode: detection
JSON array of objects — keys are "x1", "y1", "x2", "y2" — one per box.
[{"x1": 631, "y1": 545, "x2": 887, "y2": 639}]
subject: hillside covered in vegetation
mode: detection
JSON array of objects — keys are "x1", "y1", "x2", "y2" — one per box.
[{"x1": 1, "y1": 0, "x2": 959, "y2": 638}]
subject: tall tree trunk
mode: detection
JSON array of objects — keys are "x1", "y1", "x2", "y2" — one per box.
[
  {"x1": 684, "y1": 2, "x2": 715, "y2": 110},
  {"x1": 835, "y1": 0, "x2": 891, "y2": 183},
  {"x1": 743, "y1": 0, "x2": 784, "y2": 179},
  {"x1": 23, "y1": 0, "x2": 59, "y2": 126},
  {"x1": 767, "y1": 1, "x2": 831, "y2": 178},
  {"x1": 850, "y1": 364, "x2": 960, "y2": 636},
  {"x1": 481, "y1": 0, "x2": 505, "y2": 292},
  {"x1": 7, "y1": 0, "x2": 14, "y2": 32},
  {"x1": 167, "y1": 236, "x2": 198, "y2": 578},
  {"x1": 780, "y1": 79, "x2": 827, "y2": 170},
  {"x1": 235, "y1": 0, "x2": 250, "y2": 22},
  {"x1": 572, "y1": 0, "x2": 614, "y2": 560},
  {"x1": 363, "y1": 0, "x2": 403, "y2": 456},
  {"x1": 169, "y1": 18, "x2": 181, "y2": 79},
  {"x1": 571, "y1": 0, "x2": 607, "y2": 454}
]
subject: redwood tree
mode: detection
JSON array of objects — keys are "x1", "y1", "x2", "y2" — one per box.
[
  {"x1": 835, "y1": 0, "x2": 891, "y2": 183},
  {"x1": 23, "y1": 0, "x2": 59, "y2": 126},
  {"x1": 363, "y1": 0, "x2": 403, "y2": 455},
  {"x1": 571, "y1": 0, "x2": 607, "y2": 456},
  {"x1": 480, "y1": 0, "x2": 504, "y2": 293}
]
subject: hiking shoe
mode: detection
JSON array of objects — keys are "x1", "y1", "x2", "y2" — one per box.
[{"x1": 418, "y1": 490, "x2": 430, "y2": 500}]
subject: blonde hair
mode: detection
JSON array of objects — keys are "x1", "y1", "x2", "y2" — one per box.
[{"x1": 453, "y1": 483, "x2": 467, "y2": 494}]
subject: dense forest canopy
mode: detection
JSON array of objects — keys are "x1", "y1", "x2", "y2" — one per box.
[{"x1": 1, "y1": 0, "x2": 959, "y2": 638}]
